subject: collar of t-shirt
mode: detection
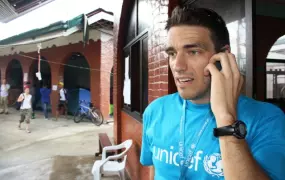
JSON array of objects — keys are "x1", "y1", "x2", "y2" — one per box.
[{"x1": 185, "y1": 99, "x2": 210, "y2": 112}]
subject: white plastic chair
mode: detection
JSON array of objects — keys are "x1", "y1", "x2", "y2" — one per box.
[{"x1": 92, "y1": 139, "x2": 133, "y2": 180}]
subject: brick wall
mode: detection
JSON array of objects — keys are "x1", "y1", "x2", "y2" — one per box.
[
  {"x1": 147, "y1": 0, "x2": 171, "y2": 103},
  {"x1": 113, "y1": 0, "x2": 178, "y2": 179},
  {"x1": 0, "y1": 39, "x2": 111, "y2": 120},
  {"x1": 100, "y1": 39, "x2": 114, "y2": 119}
]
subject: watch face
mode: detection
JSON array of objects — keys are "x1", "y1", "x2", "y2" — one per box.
[
  {"x1": 234, "y1": 121, "x2": 247, "y2": 139},
  {"x1": 238, "y1": 123, "x2": 247, "y2": 135}
]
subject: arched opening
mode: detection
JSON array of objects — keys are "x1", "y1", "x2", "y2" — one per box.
[
  {"x1": 63, "y1": 52, "x2": 90, "y2": 114},
  {"x1": 29, "y1": 57, "x2": 52, "y2": 110},
  {"x1": 6, "y1": 59, "x2": 23, "y2": 105},
  {"x1": 64, "y1": 53, "x2": 90, "y2": 90},
  {"x1": 266, "y1": 35, "x2": 285, "y2": 111}
]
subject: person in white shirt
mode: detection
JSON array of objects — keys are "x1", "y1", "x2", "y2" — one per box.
[
  {"x1": 17, "y1": 85, "x2": 32, "y2": 133},
  {"x1": 0, "y1": 79, "x2": 10, "y2": 114},
  {"x1": 55, "y1": 82, "x2": 68, "y2": 121}
]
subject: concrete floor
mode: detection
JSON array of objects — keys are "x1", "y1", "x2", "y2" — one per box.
[{"x1": 0, "y1": 109, "x2": 122, "y2": 180}]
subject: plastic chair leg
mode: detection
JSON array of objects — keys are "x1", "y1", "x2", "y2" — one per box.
[
  {"x1": 119, "y1": 170, "x2": 125, "y2": 180},
  {"x1": 93, "y1": 168, "x2": 101, "y2": 180}
]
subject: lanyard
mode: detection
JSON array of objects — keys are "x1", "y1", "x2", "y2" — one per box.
[{"x1": 179, "y1": 100, "x2": 211, "y2": 180}]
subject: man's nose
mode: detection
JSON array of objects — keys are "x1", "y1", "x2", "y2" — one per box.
[{"x1": 173, "y1": 52, "x2": 187, "y2": 73}]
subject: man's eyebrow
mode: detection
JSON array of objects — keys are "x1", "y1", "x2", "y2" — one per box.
[
  {"x1": 165, "y1": 47, "x2": 175, "y2": 53},
  {"x1": 165, "y1": 43, "x2": 207, "y2": 53},
  {"x1": 183, "y1": 43, "x2": 206, "y2": 49}
]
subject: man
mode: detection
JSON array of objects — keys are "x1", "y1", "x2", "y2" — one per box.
[
  {"x1": 0, "y1": 79, "x2": 10, "y2": 114},
  {"x1": 140, "y1": 5, "x2": 285, "y2": 180},
  {"x1": 40, "y1": 84, "x2": 51, "y2": 120},
  {"x1": 17, "y1": 85, "x2": 32, "y2": 133},
  {"x1": 55, "y1": 82, "x2": 68, "y2": 120}
]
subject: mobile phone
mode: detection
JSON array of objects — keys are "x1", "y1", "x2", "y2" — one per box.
[
  {"x1": 215, "y1": 61, "x2": 222, "y2": 71},
  {"x1": 214, "y1": 48, "x2": 227, "y2": 71}
]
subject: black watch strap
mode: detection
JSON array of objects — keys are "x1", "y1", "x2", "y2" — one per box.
[{"x1": 213, "y1": 125, "x2": 235, "y2": 137}]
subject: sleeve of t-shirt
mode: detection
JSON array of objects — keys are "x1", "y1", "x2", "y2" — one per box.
[
  {"x1": 251, "y1": 110, "x2": 285, "y2": 180},
  {"x1": 140, "y1": 108, "x2": 153, "y2": 166}
]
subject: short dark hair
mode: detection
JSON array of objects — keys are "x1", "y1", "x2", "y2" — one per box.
[{"x1": 165, "y1": 5, "x2": 230, "y2": 52}]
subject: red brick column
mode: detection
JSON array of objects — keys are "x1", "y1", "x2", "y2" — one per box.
[
  {"x1": 0, "y1": 56, "x2": 8, "y2": 80},
  {"x1": 0, "y1": 65, "x2": 7, "y2": 80},
  {"x1": 83, "y1": 40, "x2": 101, "y2": 114},
  {"x1": 100, "y1": 39, "x2": 114, "y2": 119},
  {"x1": 21, "y1": 64, "x2": 30, "y2": 85},
  {"x1": 42, "y1": 51, "x2": 63, "y2": 116},
  {"x1": 50, "y1": 63, "x2": 61, "y2": 116}
]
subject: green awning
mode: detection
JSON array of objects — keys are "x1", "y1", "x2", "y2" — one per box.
[{"x1": 0, "y1": 14, "x2": 84, "y2": 45}]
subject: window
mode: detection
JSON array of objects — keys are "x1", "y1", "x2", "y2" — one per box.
[
  {"x1": 266, "y1": 36, "x2": 285, "y2": 111},
  {"x1": 122, "y1": 0, "x2": 149, "y2": 120},
  {"x1": 266, "y1": 61, "x2": 285, "y2": 99},
  {"x1": 123, "y1": 34, "x2": 148, "y2": 119}
]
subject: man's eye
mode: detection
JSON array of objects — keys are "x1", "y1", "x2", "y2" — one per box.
[
  {"x1": 167, "y1": 52, "x2": 176, "y2": 57},
  {"x1": 189, "y1": 50, "x2": 200, "y2": 55}
]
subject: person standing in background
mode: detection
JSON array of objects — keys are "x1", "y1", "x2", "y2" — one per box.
[
  {"x1": 17, "y1": 85, "x2": 32, "y2": 133},
  {"x1": 55, "y1": 82, "x2": 68, "y2": 120},
  {"x1": 0, "y1": 79, "x2": 10, "y2": 114},
  {"x1": 40, "y1": 84, "x2": 51, "y2": 120}
]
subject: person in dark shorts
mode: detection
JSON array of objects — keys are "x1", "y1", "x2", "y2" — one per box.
[{"x1": 17, "y1": 85, "x2": 32, "y2": 133}]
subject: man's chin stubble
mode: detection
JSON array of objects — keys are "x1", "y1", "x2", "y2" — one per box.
[{"x1": 178, "y1": 85, "x2": 211, "y2": 102}]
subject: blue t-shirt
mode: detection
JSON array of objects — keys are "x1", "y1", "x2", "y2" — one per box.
[
  {"x1": 40, "y1": 88, "x2": 51, "y2": 103},
  {"x1": 140, "y1": 93, "x2": 285, "y2": 180}
]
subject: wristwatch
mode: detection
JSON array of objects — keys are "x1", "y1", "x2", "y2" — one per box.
[{"x1": 213, "y1": 120, "x2": 247, "y2": 139}]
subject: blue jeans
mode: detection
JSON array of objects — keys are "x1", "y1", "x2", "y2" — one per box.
[{"x1": 42, "y1": 102, "x2": 49, "y2": 119}]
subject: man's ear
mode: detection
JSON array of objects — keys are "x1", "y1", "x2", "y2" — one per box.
[{"x1": 221, "y1": 45, "x2": 231, "y2": 53}]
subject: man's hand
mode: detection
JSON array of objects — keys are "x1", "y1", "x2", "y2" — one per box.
[
  {"x1": 204, "y1": 52, "x2": 243, "y2": 127},
  {"x1": 149, "y1": 166, "x2": 154, "y2": 180},
  {"x1": 204, "y1": 52, "x2": 270, "y2": 180},
  {"x1": 17, "y1": 94, "x2": 24, "y2": 102}
]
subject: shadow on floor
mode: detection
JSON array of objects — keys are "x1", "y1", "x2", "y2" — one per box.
[{"x1": 49, "y1": 155, "x2": 129, "y2": 180}]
